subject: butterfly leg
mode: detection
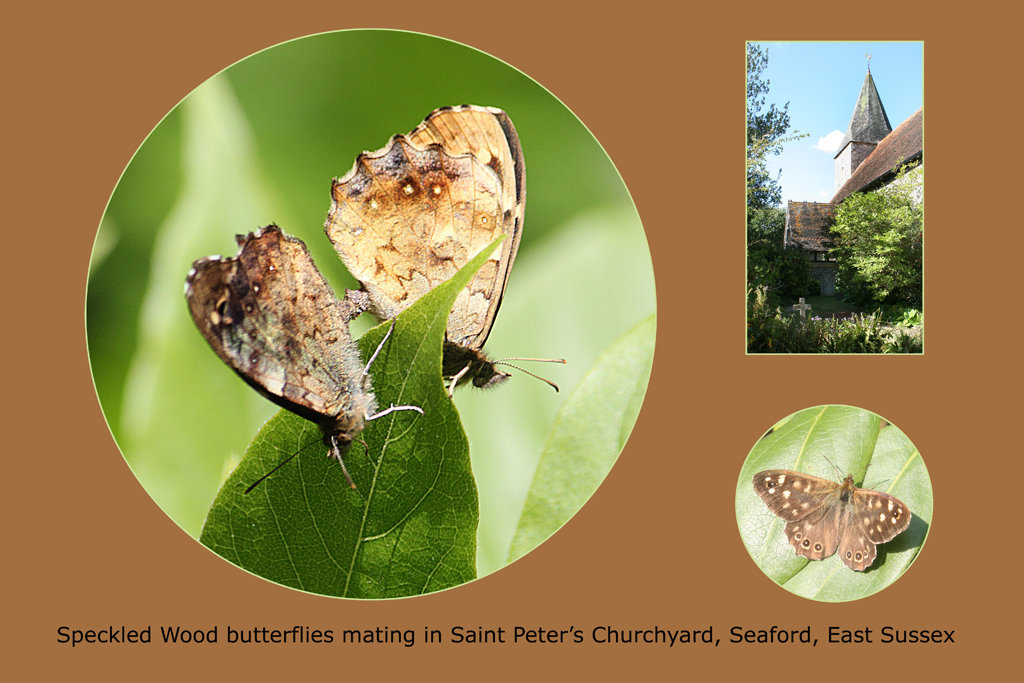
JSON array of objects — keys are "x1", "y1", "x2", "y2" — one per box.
[
  {"x1": 447, "y1": 364, "x2": 472, "y2": 398},
  {"x1": 359, "y1": 318, "x2": 424, "y2": 418},
  {"x1": 362, "y1": 320, "x2": 397, "y2": 378},
  {"x1": 366, "y1": 403, "x2": 424, "y2": 420},
  {"x1": 327, "y1": 434, "x2": 357, "y2": 489}
]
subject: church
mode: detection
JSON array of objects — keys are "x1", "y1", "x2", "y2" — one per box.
[{"x1": 783, "y1": 64, "x2": 923, "y2": 296}]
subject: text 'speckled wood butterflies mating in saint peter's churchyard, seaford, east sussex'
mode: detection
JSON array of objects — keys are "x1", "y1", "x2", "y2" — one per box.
[
  {"x1": 325, "y1": 105, "x2": 563, "y2": 392},
  {"x1": 184, "y1": 225, "x2": 421, "y2": 489},
  {"x1": 753, "y1": 469, "x2": 911, "y2": 571}
]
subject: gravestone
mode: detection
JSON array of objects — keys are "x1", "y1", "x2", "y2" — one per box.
[{"x1": 792, "y1": 297, "x2": 813, "y2": 322}]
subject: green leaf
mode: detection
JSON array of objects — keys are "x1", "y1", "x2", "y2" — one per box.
[
  {"x1": 736, "y1": 405, "x2": 931, "y2": 602},
  {"x1": 199, "y1": 238, "x2": 504, "y2": 598},
  {"x1": 507, "y1": 314, "x2": 655, "y2": 562}
]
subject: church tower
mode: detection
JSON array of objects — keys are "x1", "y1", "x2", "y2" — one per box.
[{"x1": 834, "y1": 60, "x2": 892, "y2": 192}]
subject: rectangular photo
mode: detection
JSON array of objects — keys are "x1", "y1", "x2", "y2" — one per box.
[{"x1": 746, "y1": 41, "x2": 923, "y2": 354}]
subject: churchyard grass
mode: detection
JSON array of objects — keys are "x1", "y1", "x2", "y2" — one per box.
[
  {"x1": 777, "y1": 295, "x2": 865, "y2": 319},
  {"x1": 748, "y1": 287, "x2": 922, "y2": 354}
]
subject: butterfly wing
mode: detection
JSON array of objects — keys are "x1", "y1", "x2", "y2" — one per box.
[
  {"x1": 836, "y1": 524, "x2": 877, "y2": 571},
  {"x1": 837, "y1": 487, "x2": 912, "y2": 570},
  {"x1": 406, "y1": 105, "x2": 525, "y2": 349},
  {"x1": 185, "y1": 226, "x2": 372, "y2": 428},
  {"x1": 783, "y1": 502, "x2": 843, "y2": 561},
  {"x1": 326, "y1": 105, "x2": 525, "y2": 351},
  {"x1": 753, "y1": 470, "x2": 843, "y2": 562}
]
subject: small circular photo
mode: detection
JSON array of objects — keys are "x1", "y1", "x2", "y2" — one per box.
[
  {"x1": 735, "y1": 405, "x2": 931, "y2": 601},
  {"x1": 87, "y1": 29, "x2": 655, "y2": 599}
]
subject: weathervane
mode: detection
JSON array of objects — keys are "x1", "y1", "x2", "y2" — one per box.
[{"x1": 866, "y1": 53, "x2": 872, "y2": 72}]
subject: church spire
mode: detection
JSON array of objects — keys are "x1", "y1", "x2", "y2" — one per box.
[{"x1": 835, "y1": 67, "x2": 892, "y2": 156}]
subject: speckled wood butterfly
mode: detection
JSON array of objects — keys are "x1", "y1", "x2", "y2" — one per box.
[
  {"x1": 185, "y1": 225, "x2": 421, "y2": 489},
  {"x1": 753, "y1": 470, "x2": 911, "y2": 571},
  {"x1": 325, "y1": 105, "x2": 563, "y2": 392}
]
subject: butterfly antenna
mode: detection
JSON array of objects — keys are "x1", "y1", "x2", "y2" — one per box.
[
  {"x1": 244, "y1": 448, "x2": 304, "y2": 494},
  {"x1": 821, "y1": 454, "x2": 844, "y2": 478},
  {"x1": 493, "y1": 357, "x2": 567, "y2": 392},
  {"x1": 872, "y1": 477, "x2": 896, "y2": 491}
]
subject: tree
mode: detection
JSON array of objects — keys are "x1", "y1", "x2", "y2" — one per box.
[
  {"x1": 830, "y1": 165, "x2": 923, "y2": 307},
  {"x1": 746, "y1": 44, "x2": 804, "y2": 210},
  {"x1": 747, "y1": 207, "x2": 816, "y2": 296},
  {"x1": 746, "y1": 44, "x2": 813, "y2": 298}
]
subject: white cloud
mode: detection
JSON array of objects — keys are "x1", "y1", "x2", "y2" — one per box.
[
  {"x1": 818, "y1": 189, "x2": 832, "y2": 198},
  {"x1": 814, "y1": 130, "x2": 844, "y2": 154}
]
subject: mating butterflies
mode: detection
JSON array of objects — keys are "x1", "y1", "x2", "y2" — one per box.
[
  {"x1": 185, "y1": 225, "x2": 420, "y2": 488},
  {"x1": 325, "y1": 105, "x2": 560, "y2": 390},
  {"x1": 753, "y1": 469, "x2": 911, "y2": 571}
]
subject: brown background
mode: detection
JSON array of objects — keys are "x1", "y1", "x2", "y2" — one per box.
[{"x1": 6, "y1": 0, "x2": 1019, "y2": 678}]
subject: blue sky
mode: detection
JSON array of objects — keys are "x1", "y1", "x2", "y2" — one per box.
[{"x1": 751, "y1": 41, "x2": 923, "y2": 204}]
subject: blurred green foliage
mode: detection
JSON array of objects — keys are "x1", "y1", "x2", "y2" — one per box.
[
  {"x1": 509, "y1": 315, "x2": 655, "y2": 563},
  {"x1": 86, "y1": 30, "x2": 656, "y2": 579}
]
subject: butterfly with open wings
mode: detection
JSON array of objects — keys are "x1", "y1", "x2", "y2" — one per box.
[{"x1": 753, "y1": 469, "x2": 911, "y2": 571}]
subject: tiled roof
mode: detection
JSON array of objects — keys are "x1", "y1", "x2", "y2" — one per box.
[
  {"x1": 832, "y1": 108, "x2": 923, "y2": 204},
  {"x1": 834, "y1": 70, "x2": 892, "y2": 156},
  {"x1": 785, "y1": 201, "x2": 835, "y2": 252}
]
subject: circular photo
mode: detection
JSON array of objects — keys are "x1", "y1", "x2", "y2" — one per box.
[
  {"x1": 87, "y1": 29, "x2": 656, "y2": 598},
  {"x1": 735, "y1": 405, "x2": 931, "y2": 601}
]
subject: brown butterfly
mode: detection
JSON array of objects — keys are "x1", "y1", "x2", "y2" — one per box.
[
  {"x1": 185, "y1": 225, "x2": 421, "y2": 488},
  {"x1": 753, "y1": 469, "x2": 911, "y2": 571},
  {"x1": 325, "y1": 105, "x2": 563, "y2": 392}
]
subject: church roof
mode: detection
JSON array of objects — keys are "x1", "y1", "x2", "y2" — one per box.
[
  {"x1": 785, "y1": 201, "x2": 835, "y2": 252},
  {"x1": 834, "y1": 70, "x2": 892, "y2": 157},
  {"x1": 832, "y1": 108, "x2": 922, "y2": 204}
]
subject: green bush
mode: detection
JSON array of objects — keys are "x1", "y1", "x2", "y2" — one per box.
[
  {"x1": 831, "y1": 165, "x2": 922, "y2": 308},
  {"x1": 747, "y1": 207, "x2": 817, "y2": 298},
  {"x1": 882, "y1": 328, "x2": 922, "y2": 353},
  {"x1": 894, "y1": 308, "x2": 923, "y2": 327},
  {"x1": 817, "y1": 314, "x2": 883, "y2": 353}
]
